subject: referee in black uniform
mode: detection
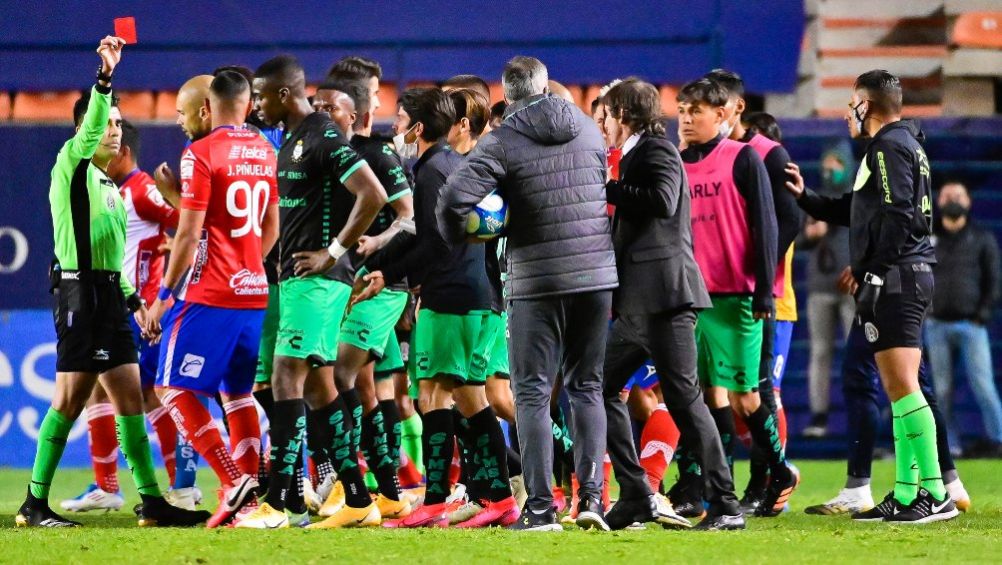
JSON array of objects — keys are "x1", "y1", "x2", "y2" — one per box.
[{"x1": 786, "y1": 70, "x2": 957, "y2": 523}]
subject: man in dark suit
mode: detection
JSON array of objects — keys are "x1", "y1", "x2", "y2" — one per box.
[{"x1": 599, "y1": 79, "x2": 744, "y2": 531}]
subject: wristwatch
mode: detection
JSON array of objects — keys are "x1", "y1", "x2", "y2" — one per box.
[{"x1": 862, "y1": 273, "x2": 884, "y2": 287}]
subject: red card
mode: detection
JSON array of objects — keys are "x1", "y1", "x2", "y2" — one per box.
[{"x1": 114, "y1": 17, "x2": 137, "y2": 44}]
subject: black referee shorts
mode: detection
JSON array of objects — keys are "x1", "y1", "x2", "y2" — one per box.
[
  {"x1": 856, "y1": 263, "x2": 933, "y2": 352},
  {"x1": 53, "y1": 270, "x2": 138, "y2": 373}
]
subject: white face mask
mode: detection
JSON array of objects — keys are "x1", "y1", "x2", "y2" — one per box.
[
  {"x1": 718, "y1": 117, "x2": 735, "y2": 139},
  {"x1": 393, "y1": 124, "x2": 419, "y2": 160}
]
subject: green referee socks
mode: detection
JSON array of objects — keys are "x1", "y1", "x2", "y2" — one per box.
[
  {"x1": 29, "y1": 408, "x2": 74, "y2": 499},
  {"x1": 893, "y1": 391, "x2": 946, "y2": 501},
  {"x1": 401, "y1": 413, "x2": 424, "y2": 474},
  {"x1": 891, "y1": 413, "x2": 918, "y2": 505},
  {"x1": 116, "y1": 414, "x2": 162, "y2": 497}
]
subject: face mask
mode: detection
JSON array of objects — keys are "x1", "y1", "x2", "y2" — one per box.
[
  {"x1": 717, "y1": 117, "x2": 734, "y2": 139},
  {"x1": 851, "y1": 101, "x2": 868, "y2": 138},
  {"x1": 823, "y1": 167, "x2": 847, "y2": 188},
  {"x1": 393, "y1": 124, "x2": 418, "y2": 160},
  {"x1": 940, "y1": 201, "x2": 969, "y2": 220}
]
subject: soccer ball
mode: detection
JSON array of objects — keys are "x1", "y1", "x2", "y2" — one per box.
[{"x1": 465, "y1": 192, "x2": 508, "y2": 241}]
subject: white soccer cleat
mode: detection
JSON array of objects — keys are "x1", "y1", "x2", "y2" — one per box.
[
  {"x1": 804, "y1": 486, "x2": 874, "y2": 516},
  {"x1": 446, "y1": 483, "x2": 468, "y2": 505},
  {"x1": 316, "y1": 474, "x2": 337, "y2": 502},
  {"x1": 165, "y1": 486, "x2": 203, "y2": 511},
  {"x1": 304, "y1": 477, "x2": 322, "y2": 515},
  {"x1": 60, "y1": 484, "x2": 124, "y2": 513}
]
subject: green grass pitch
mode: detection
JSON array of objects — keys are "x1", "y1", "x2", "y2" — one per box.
[{"x1": 1, "y1": 460, "x2": 1000, "y2": 563}]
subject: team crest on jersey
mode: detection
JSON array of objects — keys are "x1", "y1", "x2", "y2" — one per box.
[
  {"x1": 853, "y1": 160, "x2": 870, "y2": 192},
  {"x1": 864, "y1": 322, "x2": 879, "y2": 343},
  {"x1": 106, "y1": 193, "x2": 116, "y2": 211},
  {"x1": 292, "y1": 140, "x2": 304, "y2": 163}
]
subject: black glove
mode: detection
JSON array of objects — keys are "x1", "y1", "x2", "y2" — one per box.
[{"x1": 855, "y1": 280, "x2": 882, "y2": 322}]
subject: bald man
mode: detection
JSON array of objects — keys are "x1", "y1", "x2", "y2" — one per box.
[
  {"x1": 154, "y1": 75, "x2": 213, "y2": 208},
  {"x1": 548, "y1": 80, "x2": 577, "y2": 104}
]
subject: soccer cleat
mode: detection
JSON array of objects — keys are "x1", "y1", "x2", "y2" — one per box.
[
  {"x1": 654, "y1": 493, "x2": 693, "y2": 530},
  {"x1": 307, "y1": 502, "x2": 381, "y2": 529},
  {"x1": 455, "y1": 497, "x2": 519, "y2": 528},
  {"x1": 851, "y1": 491, "x2": 904, "y2": 522},
  {"x1": 206, "y1": 474, "x2": 260, "y2": 528},
  {"x1": 446, "y1": 483, "x2": 468, "y2": 505},
  {"x1": 755, "y1": 465, "x2": 800, "y2": 517},
  {"x1": 287, "y1": 508, "x2": 312, "y2": 528},
  {"x1": 605, "y1": 495, "x2": 657, "y2": 530},
  {"x1": 945, "y1": 479, "x2": 971, "y2": 513},
  {"x1": 303, "y1": 477, "x2": 322, "y2": 515},
  {"x1": 552, "y1": 486, "x2": 568, "y2": 514},
  {"x1": 694, "y1": 513, "x2": 746, "y2": 531},
  {"x1": 137, "y1": 496, "x2": 212, "y2": 527},
  {"x1": 401, "y1": 487, "x2": 425, "y2": 508},
  {"x1": 738, "y1": 488, "x2": 766, "y2": 516},
  {"x1": 510, "y1": 475, "x2": 527, "y2": 510},
  {"x1": 382, "y1": 502, "x2": 448, "y2": 528},
  {"x1": 671, "y1": 498, "x2": 706, "y2": 519},
  {"x1": 574, "y1": 496, "x2": 610, "y2": 531},
  {"x1": 885, "y1": 489, "x2": 959, "y2": 524},
  {"x1": 375, "y1": 494, "x2": 412, "y2": 519},
  {"x1": 234, "y1": 502, "x2": 290, "y2": 529},
  {"x1": 318, "y1": 481, "x2": 346, "y2": 517},
  {"x1": 508, "y1": 507, "x2": 563, "y2": 532},
  {"x1": 316, "y1": 473, "x2": 337, "y2": 502},
  {"x1": 448, "y1": 499, "x2": 484, "y2": 525},
  {"x1": 804, "y1": 486, "x2": 874, "y2": 516},
  {"x1": 16, "y1": 491, "x2": 82, "y2": 528},
  {"x1": 165, "y1": 486, "x2": 203, "y2": 511},
  {"x1": 60, "y1": 483, "x2": 124, "y2": 513}
]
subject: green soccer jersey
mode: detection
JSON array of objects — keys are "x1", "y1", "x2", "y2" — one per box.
[{"x1": 49, "y1": 86, "x2": 134, "y2": 296}]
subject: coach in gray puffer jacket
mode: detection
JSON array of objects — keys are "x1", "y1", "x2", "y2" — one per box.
[{"x1": 437, "y1": 56, "x2": 617, "y2": 529}]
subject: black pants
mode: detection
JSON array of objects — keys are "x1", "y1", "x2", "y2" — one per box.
[
  {"x1": 603, "y1": 308, "x2": 740, "y2": 515},
  {"x1": 509, "y1": 290, "x2": 611, "y2": 511}
]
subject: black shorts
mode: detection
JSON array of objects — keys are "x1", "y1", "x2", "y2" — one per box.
[
  {"x1": 54, "y1": 271, "x2": 138, "y2": 373},
  {"x1": 856, "y1": 263, "x2": 933, "y2": 352}
]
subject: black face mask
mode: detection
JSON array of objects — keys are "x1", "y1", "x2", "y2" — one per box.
[{"x1": 941, "y1": 201, "x2": 969, "y2": 220}]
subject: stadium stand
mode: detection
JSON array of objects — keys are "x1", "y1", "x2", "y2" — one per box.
[{"x1": 12, "y1": 90, "x2": 79, "y2": 121}]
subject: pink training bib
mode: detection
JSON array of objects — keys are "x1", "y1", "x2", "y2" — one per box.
[{"x1": 685, "y1": 138, "x2": 757, "y2": 294}]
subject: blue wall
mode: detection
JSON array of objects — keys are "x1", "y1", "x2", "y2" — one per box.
[{"x1": 0, "y1": 0, "x2": 805, "y2": 91}]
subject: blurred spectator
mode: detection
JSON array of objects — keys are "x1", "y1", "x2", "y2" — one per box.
[
  {"x1": 926, "y1": 181, "x2": 1002, "y2": 457},
  {"x1": 800, "y1": 140, "x2": 855, "y2": 438}
]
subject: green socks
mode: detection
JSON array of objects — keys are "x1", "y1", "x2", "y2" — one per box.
[
  {"x1": 401, "y1": 413, "x2": 424, "y2": 474},
  {"x1": 891, "y1": 412, "x2": 918, "y2": 505},
  {"x1": 116, "y1": 414, "x2": 161, "y2": 497},
  {"x1": 29, "y1": 408, "x2": 74, "y2": 499},
  {"x1": 892, "y1": 391, "x2": 946, "y2": 501}
]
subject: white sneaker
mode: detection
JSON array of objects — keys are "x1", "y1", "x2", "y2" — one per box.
[
  {"x1": 303, "y1": 477, "x2": 322, "y2": 514},
  {"x1": 316, "y1": 474, "x2": 337, "y2": 502},
  {"x1": 165, "y1": 486, "x2": 203, "y2": 511},
  {"x1": 945, "y1": 479, "x2": 971, "y2": 512},
  {"x1": 804, "y1": 486, "x2": 874, "y2": 516},
  {"x1": 60, "y1": 484, "x2": 124, "y2": 512}
]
